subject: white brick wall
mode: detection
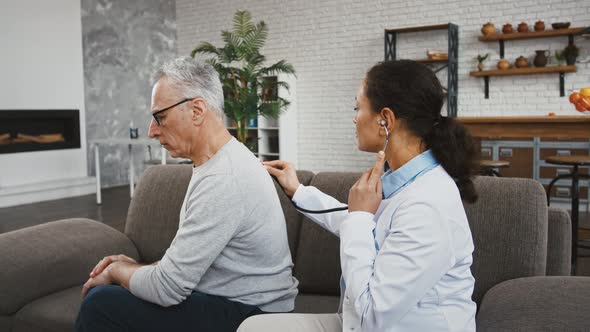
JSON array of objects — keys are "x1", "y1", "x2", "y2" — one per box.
[{"x1": 176, "y1": 0, "x2": 590, "y2": 172}]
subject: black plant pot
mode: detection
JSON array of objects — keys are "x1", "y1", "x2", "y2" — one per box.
[{"x1": 565, "y1": 54, "x2": 577, "y2": 65}]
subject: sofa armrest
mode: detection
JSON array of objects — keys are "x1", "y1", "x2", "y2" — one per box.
[
  {"x1": 477, "y1": 276, "x2": 590, "y2": 331},
  {"x1": 546, "y1": 207, "x2": 571, "y2": 276},
  {"x1": 0, "y1": 218, "x2": 139, "y2": 315}
]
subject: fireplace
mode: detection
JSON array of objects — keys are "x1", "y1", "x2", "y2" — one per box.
[{"x1": 0, "y1": 110, "x2": 80, "y2": 154}]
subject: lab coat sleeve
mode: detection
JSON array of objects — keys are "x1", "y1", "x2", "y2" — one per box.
[
  {"x1": 340, "y1": 201, "x2": 454, "y2": 330},
  {"x1": 291, "y1": 184, "x2": 349, "y2": 236}
]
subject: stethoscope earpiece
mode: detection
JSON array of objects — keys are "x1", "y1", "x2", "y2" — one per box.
[{"x1": 380, "y1": 120, "x2": 389, "y2": 151}]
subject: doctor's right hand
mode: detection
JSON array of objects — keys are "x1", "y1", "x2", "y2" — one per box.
[{"x1": 263, "y1": 160, "x2": 301, "y2": 197}]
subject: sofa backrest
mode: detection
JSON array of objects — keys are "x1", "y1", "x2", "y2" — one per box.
[
  {"x1": 464, "y1": 176, "x2": 548, "y2": 305},
  {"x1": 292, "y1": 174, "x2": 551, "y2": 307},
  {"x1": 125, "y1": 165, "x2": 192, "y2": 263},
  {"x1": 126, "y1": 166, "x2": 553, "y2": 307},
  {"x1": 546, "y1": 207, "x2": 571, "y2": 276},
  {"x1": 125, "y1": 165, "x2": 315, "y2": 264},
  {"x1": 292, "y1": 172, "x2": 362, "y2": 295},
  {"x1": 273, "y1": 171, "x2": 315, "y2": 261}
]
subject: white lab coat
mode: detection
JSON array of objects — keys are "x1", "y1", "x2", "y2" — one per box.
[{"x1": 292, "y1": 165, "x2": 476, "y2": 332}]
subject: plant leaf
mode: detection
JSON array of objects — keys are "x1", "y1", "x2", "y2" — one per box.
[
  {"x1": 191, "y1": 42, "x2": 221, "y2": 58},
  {"x1": 190, "y1": 10, "x2": 296, "y2": 126}
]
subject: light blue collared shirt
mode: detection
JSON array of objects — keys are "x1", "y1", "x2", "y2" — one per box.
[{"x1": 381, "y1": 149, "x2": 440, "y2": 199}]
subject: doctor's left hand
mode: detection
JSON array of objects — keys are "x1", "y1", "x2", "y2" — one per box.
[{"x1": 348, "y1": 151, "x2": 385, "y2": 214}]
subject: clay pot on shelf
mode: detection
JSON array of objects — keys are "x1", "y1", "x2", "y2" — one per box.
[
  {"x1": 534, "y1": 50, "x2": 549, "y2": 67},
  {"x1": 497, "y1": 59, "x2": 511, "y2": 70},
  {"x1": 502, "y1": 23, "x2": 514, "y2": 34},
  {"x1": 481, "y1": 22, "x2": 496, "y2": 36},
  {"x1": 517, "y1": 22, "x2": 529, "y2": 33},
  {"x1": 515, "y1": 56, "x2": 529, "y2": 68},
  {"x1": 478, "y1": 63, "x2": 485, "y2": 71},
  {"x1": 551, "y1": 22, "x2": 571, "y2": 30},
  {"x1": 534, "y1": 20, "x2": 545, "y2": 31}
]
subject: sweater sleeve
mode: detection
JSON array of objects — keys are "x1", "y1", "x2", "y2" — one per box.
[{"x1": 129, "y1": 174, "x2": 245, "y2": 306}]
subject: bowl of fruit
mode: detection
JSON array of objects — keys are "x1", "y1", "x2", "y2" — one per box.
[{"x1": 569, "y1": 88, "x2": 590, "y2": 114}]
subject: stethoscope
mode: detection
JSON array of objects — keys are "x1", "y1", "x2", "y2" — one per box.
[{"x1": 275, "y1": 120, "x2": 390, "y2": 214}]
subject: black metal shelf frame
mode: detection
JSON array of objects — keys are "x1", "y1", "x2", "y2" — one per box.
[{"x1": 384, "y1": 23, "x2": 459, "y2": 117}]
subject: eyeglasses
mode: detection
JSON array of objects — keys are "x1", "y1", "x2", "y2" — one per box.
[{"x1": 151, "y1": 98, "x2": 194, "y2": 126}]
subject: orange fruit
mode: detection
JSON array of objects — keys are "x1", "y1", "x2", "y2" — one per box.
[
  {"x1": 570, "y1": 92, "x2": 581, "y2": 103},
  {"x1": 578, "y1": 95, "x2": 590, "y2": 110}
]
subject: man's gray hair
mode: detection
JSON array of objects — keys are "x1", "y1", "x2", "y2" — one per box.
[{"x1": 153, "y1": 57, "x2": 225, "y2": 120}]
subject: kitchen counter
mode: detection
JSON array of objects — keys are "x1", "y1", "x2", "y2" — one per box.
[{"x1": 457, "y1": 116, "x2": 590, "y2": 139}]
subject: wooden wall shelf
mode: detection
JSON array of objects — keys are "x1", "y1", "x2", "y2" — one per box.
[
  {"x1": 479, "y1": 27, "x2": 586, "y2": 42},
  {"x1": 471, "y1": 25, "x2": 587, "y2": 98},
  {"x1": 479, "y1": 26, "x2": 587, "y2": 59},
  {"x1": 470, "y1": 65, "x2": 577, "y2": 77},
  {"x1": 416, "y1": 58, "x2": 448, "y2": 64},
  {"x1": 470, "y1": 66, "x2": 576, "y2": 98},
  {"x1": 385, "y1": 24, "x2": 450, "y2": 33}
]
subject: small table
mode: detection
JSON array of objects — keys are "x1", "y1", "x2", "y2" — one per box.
[
  {"x1": 480, "y1": 160, "x2": 511, "y2": 176},
  {"x1": 91, "y1": 138, "x2": 167, "y2": 204}
]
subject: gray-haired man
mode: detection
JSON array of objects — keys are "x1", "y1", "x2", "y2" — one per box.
[{"x1": 75, "y1": 57, "x2": 298, "y2": 332}]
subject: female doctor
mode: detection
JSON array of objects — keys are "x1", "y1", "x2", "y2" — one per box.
[{"x1": 239, "y1": 60, "x2": 479, "y2": 332}]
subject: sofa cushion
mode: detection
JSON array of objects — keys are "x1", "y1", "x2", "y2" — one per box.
[
  {"x1": 294, "y1": 294, "x2": 340, "y2": 314},
  {"x1": 477, "y1": 276, "x2": 590, "y2": 331},
  {"x1": 464, "y1": 176, "x2": 548, "y2": 305},
  {"x1": 125, "y1": 165, "x2": 193, "y2": 263},
  {"x1": 13, "y1": 286, "x2": 81, "y2": 332},
  {"x1": 294, "y1": 172, "x2": 361, "y2": 295}
]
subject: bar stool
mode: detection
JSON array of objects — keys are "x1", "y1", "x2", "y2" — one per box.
[
  {"x1": 480, "y1": 160, "x2": 510, "y2": 176},
  {"x1": 545, "y1": 155, "x2": 590, "y2": 274}
]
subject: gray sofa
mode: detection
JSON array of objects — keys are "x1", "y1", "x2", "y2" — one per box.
[{"x1": 1, "y1": 165, "x2": 589, "y2": 331}]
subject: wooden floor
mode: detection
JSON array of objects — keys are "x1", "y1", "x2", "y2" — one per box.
[
  {"x1": 1, "y1": 187, "x2": 589, "y2": 276},
  {"x1": 0, "y1": 186, "x2": 130, "y2": 234}
]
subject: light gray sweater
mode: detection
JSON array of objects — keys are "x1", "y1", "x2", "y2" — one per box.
[{"x1": 129, "y1": 137, "x2": 298, "y2": 312}]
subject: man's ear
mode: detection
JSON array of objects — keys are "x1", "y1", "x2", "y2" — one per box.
[{"x1": 190, "y1": 98, "x2": 207, "y2": 125}]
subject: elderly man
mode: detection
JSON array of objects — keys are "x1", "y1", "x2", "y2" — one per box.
[{"x1": 75, "y1": 57, "x2": 298, "y2": 332}]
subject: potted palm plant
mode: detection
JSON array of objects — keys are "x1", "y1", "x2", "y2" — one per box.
[{"x1": 191, "y1": 10, "x2": 295, "y2": 146}]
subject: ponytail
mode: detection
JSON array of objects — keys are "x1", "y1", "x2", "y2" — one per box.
[{"x1": 427, "y1": 116, "x2": 479, "y2": 203}]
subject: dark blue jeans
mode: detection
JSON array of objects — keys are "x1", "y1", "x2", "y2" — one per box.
[{"x1": 75, "y1": 285, "x2": 264, "y2": 332}]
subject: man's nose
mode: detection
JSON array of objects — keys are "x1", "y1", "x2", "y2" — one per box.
[{"x1": 148, "y1": 119, "x2": 159, "y2": 138}]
